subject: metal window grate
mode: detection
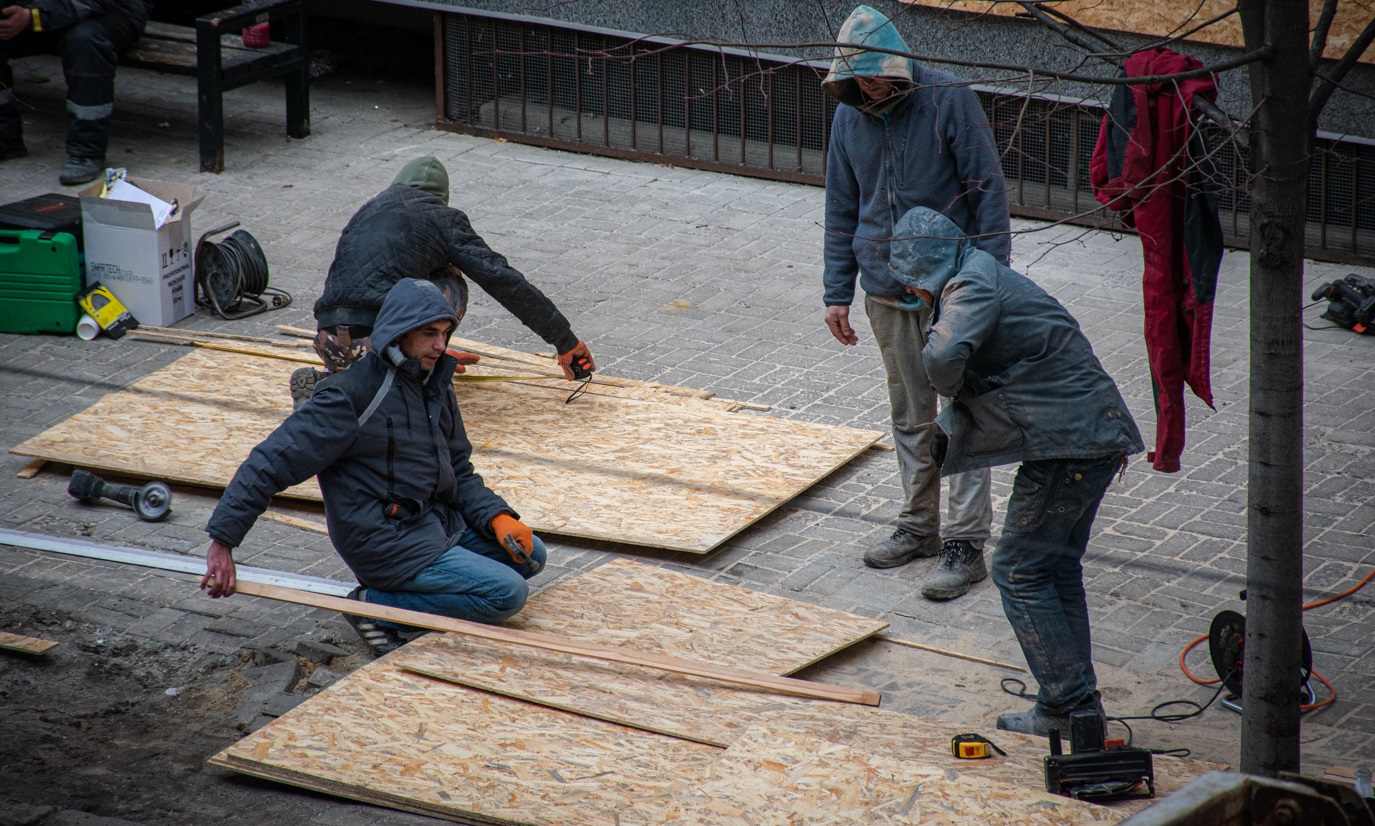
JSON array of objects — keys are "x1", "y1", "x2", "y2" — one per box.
[{"x1": 439, "y1": 11, "x2": 1375, "y2": 264}]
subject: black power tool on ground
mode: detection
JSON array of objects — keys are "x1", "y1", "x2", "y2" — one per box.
[
  {"x1": 1312, "y1": 273, "x2": 1375, "y2": 334},
  {"x1": 68, "y1": 469, "x2": 172, "y2": 522},
  {"x1": 1043, "y1": 708, "x2": 1155, "y2": 801}
]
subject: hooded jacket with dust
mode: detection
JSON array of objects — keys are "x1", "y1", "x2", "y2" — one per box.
[
  {"x1": 822, "y1": 5, "x2": 1009, "y2": 307},
  {"x1": 889, "y1": 207, "x2": 1143, "y2": 475},
  {"x1": 313, "y1": 156, "x2": 579, "y2": 354},
  {"x1": 209, "y1": 278, "x2": 513, "y2": 590}
]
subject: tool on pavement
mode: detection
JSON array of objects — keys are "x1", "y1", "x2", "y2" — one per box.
[
  {"x1": 1312, "y1": 273, "x2": 1375, "y2": 334},
  {"x1": 1043, "y1": 708, "x2": 1155, "y2": 801},
  {"x1": 194, "y1": 221, "x2": 291, "y2": 320},
  {"x1": 67, "y1": 469, "x2": 172, "y2": 522},
  {"x1": 1208, "y1": 607, "x2": 1316, "y2": 714},
  {"x1": 951, "y1": 733, "x2": 1006, "y2": 759}
]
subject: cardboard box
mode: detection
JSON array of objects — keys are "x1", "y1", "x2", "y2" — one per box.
[{"x1": 80, "y1": 177, "x2": 202, "y2": 327}]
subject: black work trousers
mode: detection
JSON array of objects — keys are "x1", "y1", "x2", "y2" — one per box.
[{"x1": 0, "y1": 10, "x2": 147, "y2": 159}]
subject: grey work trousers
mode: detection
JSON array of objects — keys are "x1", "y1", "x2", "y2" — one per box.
[{"x1": 865, "y1": 295, "x2": 993, "y2": 547}]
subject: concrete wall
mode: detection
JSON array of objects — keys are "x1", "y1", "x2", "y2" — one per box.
[{"x1": 401, "y1": 0, "x2": 1375, "y2": 140}]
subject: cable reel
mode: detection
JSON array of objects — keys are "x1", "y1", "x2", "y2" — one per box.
[
  {"x1": 1207, "y1": 609, "x2": 1315, "y2": 713},
  {"x1": 195, "y1": 221, "x2": 292, "y2": 320}
]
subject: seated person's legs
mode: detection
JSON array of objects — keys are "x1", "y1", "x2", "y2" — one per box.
[
  {"x1": 56, "y1": 14, "x2": 144, "y2": 184},
  {"x1": 362, "y1": 528, "x2": 547, "y2": 629}
]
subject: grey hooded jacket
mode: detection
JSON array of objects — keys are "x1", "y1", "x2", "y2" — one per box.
[
  {"x1": 313, "y1": 156, "x2": 579, "y2": 355},
  {"x1": 889, "y1": 207, "x2": 1144, "y2": 475},
  {"x1": 208, "y1": 279, "x2": 513, "y2": 590}
]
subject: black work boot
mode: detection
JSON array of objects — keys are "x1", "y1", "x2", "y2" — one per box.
[
  {"x1": 289, "y1": 367, "x2": 322, "y2": 412},
  {"x1": 920, "y1": 539, "x2": 987, "y2": 600},
  {"x1": 59, "y1": 156, "x2": 103, "y2": 186},
  {"x1": 863, "y1": 529, "x2": 941, "y2": 569}
]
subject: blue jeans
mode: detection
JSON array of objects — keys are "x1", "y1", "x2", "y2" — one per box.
[
  {"x1": 364, "y1": 527, "x2": 546, "y2": 629},
  {"x1": 991, "y1": 454, "x2": 1120, "y2": 714}
]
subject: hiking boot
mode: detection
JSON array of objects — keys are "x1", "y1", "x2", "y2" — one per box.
[
  {"x1": 59, "y1": 156, "x2": 103, "y2": 186},
  {"x1": 342, "y1": 586, "x2": 404, "y2": 658},
  {"x1": 997, "y1": 692, "x2": 1108, "y2": 738},
  {"x1": 0, "y1": 140, "x2": 27, "y2": 161},
  {"x1": 289, "y1": 366, "x2": 322, "y2": 411},
  {"x1": 863, "y1": 529, "x2": 940, "y2": 569},
  {"x1": 920, "y1": 539, "x2": 987, "y2": 600}
]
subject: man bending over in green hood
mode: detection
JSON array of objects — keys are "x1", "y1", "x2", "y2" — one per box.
[{"x1": 293, "y1": 155, "x2": 595, "y2": 409}]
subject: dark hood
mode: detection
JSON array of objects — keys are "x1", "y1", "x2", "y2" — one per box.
[
  {"x1": 371, "y1": 278, "x2": 459, "y2": 355},
  {"x1": 392, "y1": 156, "x2": 450, "y2": 205},
  {"x1": 889, "y1": 206, "x2": 971, "y2": 302}
]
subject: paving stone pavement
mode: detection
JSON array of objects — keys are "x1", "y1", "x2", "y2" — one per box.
[{"x1": 1, "y1": 51, "x2": 1373, "y2": 823}]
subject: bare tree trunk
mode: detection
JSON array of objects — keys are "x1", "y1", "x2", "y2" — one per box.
[{"x1": 1236, "y1": 0, "x2": 1311, "y2": 777}]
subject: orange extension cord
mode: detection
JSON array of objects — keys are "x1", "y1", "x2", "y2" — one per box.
[{"x1": 1178, "y1": 565, "x2": 1375, "y2": 710}]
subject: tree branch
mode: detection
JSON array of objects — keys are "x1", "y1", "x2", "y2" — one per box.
[
  {"x1": 1310, "y1": 13, "x2": 1375, "y2": 117},
  {"x1": 1308, "y1": 0, "x2": 1339, "y2": 69},
  {"x1": 643, "y1": 39, "x2": 1273, "y2": 86}
]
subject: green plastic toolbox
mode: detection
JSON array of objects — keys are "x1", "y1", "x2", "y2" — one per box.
[{"x1": 0, "y1": 229, "x2": 83, "y2": 335}]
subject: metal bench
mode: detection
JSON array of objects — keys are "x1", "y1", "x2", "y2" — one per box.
[{"x1": 120, "y1": 0, "x2": 310, "y2": 173}]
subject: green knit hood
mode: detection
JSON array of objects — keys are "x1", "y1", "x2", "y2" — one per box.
[
  {"x1": 393, "y1": 156, "x2": 450, "y2": 204},
  {"x1": 822, "y1": 5, "x2": 915, "y2": 114}
]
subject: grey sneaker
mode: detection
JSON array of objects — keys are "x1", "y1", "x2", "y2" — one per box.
[
  {"x1": 59, "y1": 156, "x2": 103, "y2": 186},
  {"x1": 997, "y1": 692, "x2": 1107, "y2": 738},
  {"x1": 863, "y1": 529, "x2": 941, "y2": 569},
  {"x1": 920, "y1": 539, "x2": 987, "y2": 600},
  {"x1": 289, "y1": 366, "x2": 322, "y2": 411}
]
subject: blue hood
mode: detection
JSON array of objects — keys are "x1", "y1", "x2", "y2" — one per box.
[
  {"x1": 889, "y1": 206, "x2": 971, "y2": 302},
  {"x1": 822, "y1": 5, "x2": 915, "y2": 110},
  {"x1": 371, "y1": 278, "x2": 459, "y2": 355}
]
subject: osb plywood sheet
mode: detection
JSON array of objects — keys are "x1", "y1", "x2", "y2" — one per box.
[
  {"x1": 513, "y1": 559, "x2": 888, "y2": 673},
  {"x1": 736, "y1": 706, "x2": 1226, "y2": 817},
  {"x1": 904, "y1": 0, "x2": 1373, "y2": 63},
  {"x1": 623, "y1": 727, "x2": 1122, "y2": 825},
  {"x1": 210, "y1": 660, "x2": 721, "y2": 826},
  {"x1": 10, "y1": 348, "x2": 881, "y2": 553}
]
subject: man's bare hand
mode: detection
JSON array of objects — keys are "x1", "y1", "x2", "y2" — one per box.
[
  {"x1": 201, "y1": 539, "x2": 238, "y2": 597},
  {"x1": 825, "y1": 305, "x2": 859, "y2": 346},
  {"x1": 0, "y1": 6, "x2": 30, "y2": 40}
]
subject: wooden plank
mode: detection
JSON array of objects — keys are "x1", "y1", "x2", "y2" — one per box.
[
  {"x1": 259, "y1": 511, "x2": 328, "y2": 533},
  {"x1": 515, "y1": 559, "x2": 888, "y2": 675},
  {"x1": 0, "y1": 631, "x2": 57, "y2": 655},
  {"x1": 11, "y1": 348, "x2": 881, "y2": 553},
  {"x1": 15, "y1": 459, "x2": 45, "y2": 479},
  {"x1": 228, "y1": 578, "x2": 882, "y2": 706},
  {"x1": 210, "y1": 661, "x2": 722, "y2": 826},
  {"x1": 878, "y1": 634, "x2": 1027, "y2": 672}
]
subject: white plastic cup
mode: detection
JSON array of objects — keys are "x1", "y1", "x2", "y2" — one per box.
[{"x1": 76, "y1": 314, "x2": 100, "y2": 341}]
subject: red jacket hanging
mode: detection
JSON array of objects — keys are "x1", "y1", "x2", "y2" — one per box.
[{"x1": 1091, "y1": 47, "x2": 1224, "y2": 473}]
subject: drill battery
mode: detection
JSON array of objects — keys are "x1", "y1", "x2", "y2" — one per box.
[{"x1": 1043, "y1": 708, "x2": 1155, "y2": 801}]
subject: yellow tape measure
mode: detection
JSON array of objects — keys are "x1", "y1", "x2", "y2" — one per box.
[{"x1": 951, "y1": 733, "x2": 1006, "y2": 759}]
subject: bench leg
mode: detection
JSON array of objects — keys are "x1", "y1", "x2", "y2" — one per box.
[
  {"x1": 284, "y1": 10, "x2": 310, "y2": 139},
  {"x1": 197, "y1": 25, "x2": 225, "y2": 173}
]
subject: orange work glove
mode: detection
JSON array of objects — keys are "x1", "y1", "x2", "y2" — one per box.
[
  {"x1": 445, "y1": 348, "x2": 482, "y2": 374},
  {"x1": 489, "y1": 513, "x2": 533, "y2": 565},
  {"x1": 556, "y1": 340, "x2": 596, "y2": 380}
]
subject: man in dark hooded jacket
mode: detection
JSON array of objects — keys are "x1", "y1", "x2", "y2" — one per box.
[
  {"x1": 203, "y1": 278, "x2": 546, "y2": 657},
  {"x1": 0, "y1": 0, "x2": 152, "y2": 185},
  {"x1": 293, "y1": 155, "x2": 595, "y2": 408},
  {"x1": 821, "y1": 5, "x2": 1009, "y2": 602},
  {"x1": 889, "y1": 205, "x2": 1144, "y2": 736}
]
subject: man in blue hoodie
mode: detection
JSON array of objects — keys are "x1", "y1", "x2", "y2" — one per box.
[
  {"x1": 292, "y1": 155, "x2": 595, "y2": 409},
  {"x1": 822, "y1": 5, "x2": 1009, "y2": 600},
  {"x1": 890, "y1": 205, "x2": 1144, "y2": 736},
  {"x1": 203, "y1": 279, "x2": 547, "y2": 657}
]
